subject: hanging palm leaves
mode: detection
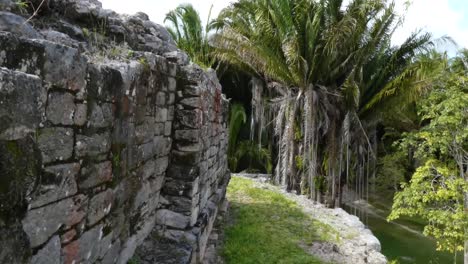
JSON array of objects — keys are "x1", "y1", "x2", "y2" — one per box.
[{"x1": 213, "y1": 0, "x2": 439, "y2": 207}]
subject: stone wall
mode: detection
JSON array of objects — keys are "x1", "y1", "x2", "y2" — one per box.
[{"x1": 0, "y1": 1, "x2": 230, "y2": 263}]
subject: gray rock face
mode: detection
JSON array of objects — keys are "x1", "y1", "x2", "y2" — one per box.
[
  {"x1": 87, "y1": 189, "x2": 113, "y2": 226},
  {"x1": 30, "y1": 163, "x2": 80, "y2": 209},
  {"x1": 79, "y1": 161, "x2": 112, "y2": 189},
  {"x1": 0, "y1": 68, "x2": 46, "y2": 140},
  {"x1": 38, "y1": 127, "x2": 74, "y2": 163},
  {"x1": 75, "y1": 132, "x2": 111, "y2": 157},
  {"x1": 155, "y1": 209, "x2": 190, "y2": 229},
  {"x1": 30, "y1": 236, "x2": 61, "y2": 264},
  {"x1": 0, "y1": 12, "x2": 42, "y2": 38},
  {"x1": 62, "y1": 224, "x2": 103, "y2": 264},
  {"x1": 22, "y1": 195, "x2": 87, "y2": 247},
  {"x1": 46, "y1": 92, "x2": 76, "y2": 125},
  {"x1": 0, "y1": 1, "x2": 230, "y2": 263}
]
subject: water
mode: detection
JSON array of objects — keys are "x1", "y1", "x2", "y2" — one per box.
[{"x1": 343, "y1": 203, "x2": 462, "y2": 264}]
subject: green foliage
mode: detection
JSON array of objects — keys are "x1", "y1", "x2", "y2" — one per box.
[
  {"x1": 374, "y1": 151, "x2": 408, "y2": 192},
  {"x1": 14, "y1": 0, "x2": 28, "y2": 12},
  {"x1": 227, "y1": 103, "x2": 272, "y2": 173},
  {"x1": 224, "y1": 176, "x2": 336, "y2": 263},
  {"x1": 82, "y1": 27, "x2": 90, "y2": 38},
  {"x1": 295, "y1": 155, "x2": 304, "y2": 171},
  {"x1": 232, "y1": 141, "x2": 272, "y2": 174},
  {"x1": 389, "y1": 160, "x2": 467, "y2": 252},
  {"x1": 138, "y1": 57, "x2": 150, "y2": 73},
  {"x1": 389, "y1": 67, "x2": 468, "y2": 253},
  {"x1": 164, "y1": 4, "x2": 215, "y2": 68},
  {"x1": 127, "y1": 257, "x2": 140, "y2": 264},
  {"x1": 212, "y1": 0, "x2": 435, "y2": 199},
  {"x1": 228, "y1": 103, "x2": 247, "y2": 170}
]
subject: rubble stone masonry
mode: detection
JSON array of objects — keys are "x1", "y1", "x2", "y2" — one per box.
[{"x1": 0, "y1": 0, "x2": 230, "y2": 263}]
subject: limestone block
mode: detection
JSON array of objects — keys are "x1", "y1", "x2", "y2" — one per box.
[
  {"x1": 87, "y1": 189, "x2": 113, "y2": 226},
  {"x1": 79, "y1": 161, "x2": 113, "y2": 189},
  {"x1": 163, "y1": 177, "x2": 199, "y2": 198},
  {"x1": 73, "y1": 103, "x2": 87, "y2": 126},
  {"x1": 38, "y1": 127, "x2": 74, "y2": 163},
  {"x1": 75, "y1": 132, "x2": 111, "y2": 157},
  {"x1": 30, "y1": 163, "x2": 80, "y2": 209},
  {"x1": 22, "y1": 195, "x2": 87, "y2": 247},
  {"x1": 30, "y1": 235, "x2": 61, "y2": 264},
  {"x1": 155, "y1": 209, "x2": 190, "y2": 229},
  {"x1": 174, "y1": 129, "x2": 200, "y2": 143},
  {"x1": 46, "y1": 92, "x2": 75, "y2": 125},
  {"x1": 0, "y1": 68, "x2": 46, "y2": 140},
  {"x1": 88, "y1": 102, "x2": 114, "y2": 128},
  {"x1": 62, "y1": 224, "x2": 103, "y2": 264}
]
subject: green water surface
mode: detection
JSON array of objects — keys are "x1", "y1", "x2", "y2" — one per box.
[{"x1": 343, "y1": 204, "x2": 462, "y2": 264}]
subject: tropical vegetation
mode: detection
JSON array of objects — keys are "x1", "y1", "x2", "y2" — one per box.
[{"x1": 165, "y1": 0, "x2": 467, "y2": 262}]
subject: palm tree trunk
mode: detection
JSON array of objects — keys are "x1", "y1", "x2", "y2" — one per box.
[
  {"x1": 463, "y1": 167, "x2": 467, "y2": 264},
  {"x1": 286, "y1": 91, "x2": 302, "y2": 192}
]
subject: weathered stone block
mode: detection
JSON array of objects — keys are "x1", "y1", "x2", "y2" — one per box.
[
  {"x1": 75, "y1": 132, "x2": 111, "y2": 157},
  {"x1": 179, "y1": 97, "x2": 200, "y2": 109},
  {"x1": 136, "y1": 141, "x2": 155, "y2": 164},
  {"x1": 30, "y1": 235, "x2": 61, "y2": 264},
  {"x1": 155, "y1": 209, "x2": 189, "y2": 229},
  {"x1": 0, "y1": 36, "x2": 87, "y2": 94},
  {"x1": 30, "y1": 163, "x2": 80, "y2": 209},
  {"x1": 155, "y1": 156, "x2": 169, "y2": 175},
  {"x1": 154, "y1": 122, "x2": 165, "y2": 136},
  {"x1": 163, "y1": 177, "x2": 199, "y2": 197},
  {"x1": 60, "y1": 229, "x2": 77, "y2": 244},
  {"x1": 175, "y1": 109, "x2": 201, "y2": 129},
  {"x1": 164, "y1": 121, "x2": 172, "y2": 136},
  {"x1": 38, "y1": 127, "x2": 74, "y2": 163},
  {"x1": 0, "y1": 68, "x2": 46, "y2": 140},
  {"x1": 167, "y1": 165, "x2": 199, "y2": 181},
  {"x1": 153, "y1": 136, "x2": 171, "y2": 157},
  {"x1": 171, "y1": 150, "x2": 201, "y2": 165},
  {"x1": 87, "y1": 189, "x2": 113, "y2": 227},
  {"x1": 175, "y1": 142, "x2": 202, "y2": 152},
  {"x1": 154, "y1": 107, "x2": 168, "y2": 123},
  {"x1": 87, "y1": 63, "x2": 124, "y2": 102},
  {"x1": 22, "y1": 195, "x2": 87, "y2": 248},
  {"x1": 46, "y1": 92, "x2": 75, "y2": 125},
  {"x1": 135, "y1": 117, "x2": 156, "y2": 144},
  {"x1": 174, "y1": 129, "x2": 200, "y2": 143},
  {"x1": 101, "y1": 239, "x2": 121, "y2": 264},
  {"x1": 62, "y1": 224, "x2": 103, "y2": 264},
  {"x1": 88, "y1": 102, "x2": 114, "y2": 128},
  {"x1": 168, "y1": 92, "x2": 175, "y2": 105},
  {"x1": 166, "y1": 194, "x2": 199, "y2": 214},
  {"x1": 73, "y1": 103, "x2": 87, "y2": 126},
  {"x1": 167, "y1": 77, "x2": 176, "y2": 92},
  {"x1": 79, "y1": 161, "x2": 113, "y2": 189},
  {"x1": 156, "y1": 91, "x2": 166, "y2": 106}
]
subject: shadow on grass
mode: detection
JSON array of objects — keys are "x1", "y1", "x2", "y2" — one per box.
[{"x1": 222, "y1": 176, "x2": 334, "y2": 264}]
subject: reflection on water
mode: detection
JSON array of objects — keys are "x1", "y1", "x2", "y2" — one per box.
[{"x1": 343, "y1": 203, "x2": 461, "y2": 264}]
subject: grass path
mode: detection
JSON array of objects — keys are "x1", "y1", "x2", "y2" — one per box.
[{"x1": 221, "y1": 176, "x2": 336, "y2": 264}]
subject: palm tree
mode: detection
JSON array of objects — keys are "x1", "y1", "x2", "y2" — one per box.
[
  {"x1": 164, "y1": 4, "x2": 215, "y2": 68},
  {"x1": 213, "y1": 0, "x2": 438, "y2": 206}
]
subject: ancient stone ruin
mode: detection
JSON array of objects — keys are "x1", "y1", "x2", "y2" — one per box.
[{"x1": 0, "y1": 0, "x2": 230, "y2": 263}]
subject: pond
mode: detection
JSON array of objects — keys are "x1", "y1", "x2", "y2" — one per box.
[{"x1": 343, "y1": 200, "x2": 462, "y2": 264}]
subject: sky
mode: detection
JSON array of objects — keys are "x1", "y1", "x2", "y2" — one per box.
[{"x1": 100, "y1": 0, "x2": 468, "y2": 51}]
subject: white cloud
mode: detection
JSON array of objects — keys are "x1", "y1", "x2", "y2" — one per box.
[
  {"x1": 100, "y1": 0, "x2": 468, "y2": 52},
  {"x1": 99, "y1": 0, "x2": 233, "y2": 26},
  {"x1": 392, "y1": 0, "x2": 468, "y2": 51}
]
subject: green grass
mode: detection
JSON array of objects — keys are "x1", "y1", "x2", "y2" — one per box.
[{"x1": 222, "y1": 176, "x2": 336, "y2": 264}]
